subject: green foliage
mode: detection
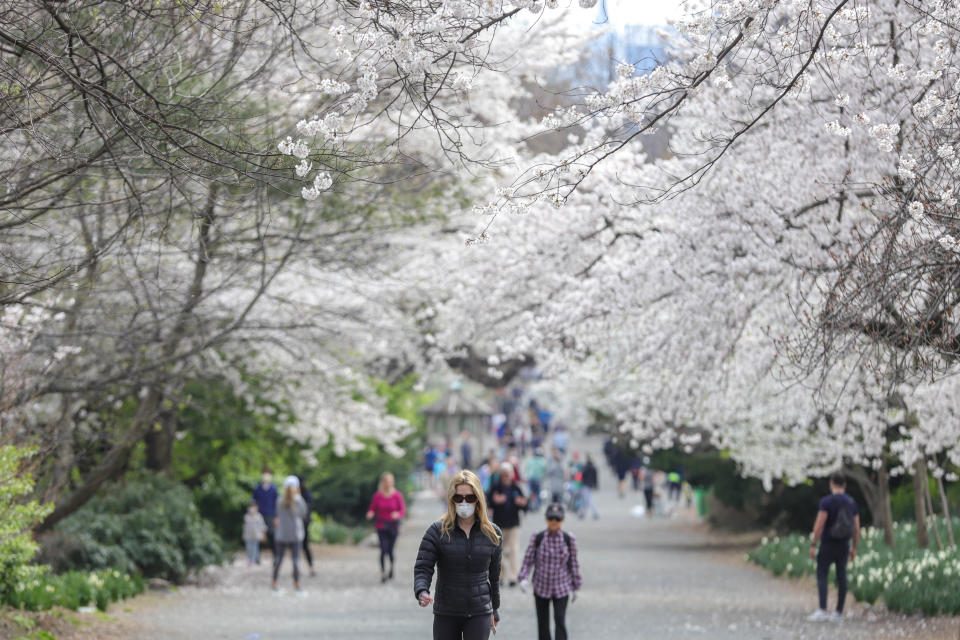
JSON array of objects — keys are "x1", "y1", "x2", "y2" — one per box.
[
  {"x1": 42, "y1": 473, "x2": 222, "y2": 583},
  {"x1": 0, "y1": 446, "x2": 53, "y2": 603},
  {"x1": 889, "y1": 477, "x2": 960, "y2": 522},
  {"x1": 647, "y1": 448, "x2": 874, "y2": 532},
  {"x1": 307, "y1": 513, "x2": 370, "y2": 545},
  {"x1": 303, "y1": 375, "x2": 431, "y2": 526},
  {"x1": 2, "y1": 569, "x2": 144, "y2": 612},
  {"x1": 748, "y1": 518, "x2": 960, "y2": 615},
  {"x1": 169, "y1": 376, "x2": 311, "y2": 544}
]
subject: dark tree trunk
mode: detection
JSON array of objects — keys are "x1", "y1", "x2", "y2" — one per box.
[
  {"x1": 144, "y1": 406, "x2": 176, "y2": 472},
  {"x1": 39, "y1": 387, "x2": 162, "y2": 531},
  {"x1": 937, "y1": 475, "x2": 956, "y2": 549},
  {"x1": 846, "y1": 463, "x2": 894, "y2": 547},
  {"x1": 913, "y1": 459, "x2": 929, "y2": 549}
]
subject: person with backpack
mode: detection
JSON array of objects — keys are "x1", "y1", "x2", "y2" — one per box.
[
  {"x1": 807, "y1": 472, "x2": 860, "y2": 622},
  {"x1": 517, "y1": 503, "x2": 582, "y2": 640}
]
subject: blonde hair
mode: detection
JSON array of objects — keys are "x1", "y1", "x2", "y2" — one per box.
[
  {"x1": 281, "y1": 484, "x2": 297, "y2": 509},
  {"x1": 378, "y1": 472, "x2": 395, "y2": 494},
  {"x1": 440, "y1": 470, "x2": 500, "y2": 546}
]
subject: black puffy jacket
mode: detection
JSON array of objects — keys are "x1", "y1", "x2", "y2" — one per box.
[{"x1": 414, "y1": 520, "x2": 502, "y2": 618}]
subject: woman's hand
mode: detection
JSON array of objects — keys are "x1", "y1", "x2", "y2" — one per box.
[
  {"x1": 365, "y1": 510, "x2": 375, "y2": 520},
  {"x1": 418, "y1": 592, "x2": 434, "y2": 607},
  {"x1": 390, "y1": 510, "x2": 401, "y2": 520},
  {"x1": 491, "y1": 613, "x2": 498, "y2": 632}
]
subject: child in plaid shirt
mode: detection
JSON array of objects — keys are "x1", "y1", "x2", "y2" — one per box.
[{"x1": 518, "y1": 503, "x2": 582, "y2": 640}]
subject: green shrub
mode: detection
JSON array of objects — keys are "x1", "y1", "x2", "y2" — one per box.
[
  {"x1": 0, "y1": 446, "x2": 53, "y2": 603},
  {"x1": 3, "y1": 569, "x2": 144, "y2": 612},
  {"x1": 40, "y1": 473, "x2": 223, "y2": 583},
  {"x1": 748, "y1": 518, "x2": 960, "y2": 615},
  {"x1": 307, "y1": 513, "x2": 370, "y2": 545}
]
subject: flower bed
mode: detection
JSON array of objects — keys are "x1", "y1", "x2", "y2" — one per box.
[
  {"x1": 3, "y1": 570, "x2": 145, "y2": 612},
  {"x1": 747, "y1": 520, "x2": 960, "y2": 616},
  {"x1": 748, "y1": 519, "x2": 960, "y2": 615}
]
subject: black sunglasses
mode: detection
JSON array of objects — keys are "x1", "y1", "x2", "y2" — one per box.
[
  {"x1": 452, "y1": 494, "x2": 478, "y2": 504},
  {"x1": 546, "y1": 516, "x2": 563, "y2": 522}
]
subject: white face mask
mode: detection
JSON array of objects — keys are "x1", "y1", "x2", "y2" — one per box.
[{"x1": 455, "y1": 503, "x2": 476, "y2": 519}]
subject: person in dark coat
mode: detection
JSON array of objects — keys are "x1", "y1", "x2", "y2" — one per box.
[
  {"x1": 578, "y1": 456, "x2": 599, "y2": 520},
  {"x1": 415, "y1": 470, "x2": 502, "y2": 640},
  {"x1": 252, "y1": 468, "x2": 278, "y2": 558},
  {"x1": 295, "y1": 474, "x2": 315, "y2": 576},
  {"x1": 486, "y1": 462, "x2": 527, "y2": 587}
]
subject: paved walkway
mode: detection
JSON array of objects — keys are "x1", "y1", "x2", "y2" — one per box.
[{"x1": 126, "y1": 440, "x2": 957, "y2": 639}]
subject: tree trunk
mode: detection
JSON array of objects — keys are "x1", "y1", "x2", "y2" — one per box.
[
  {"x1": 39, "y1": 387, "x2": 162, "y2": 531},
  {"x1": 876, "y1": 465, "x2": 895, "y2": 547},
  {"x1": 937, "y1": 475, "x2": 956, "y2": 549},
  {"x1": 924, "y1": 466, "x2": 943, "y2": 551},
  {"x1": 845, "y1": 463, "x2": 894, "y2": 546},
  {"x1": 39, "y1": 184, "x2": 220, "y2": 530},
  {"x1": 144, "y1": 405, "x2": 176, "y2": 473},
  {"x1": 913, "y1": 459, "x2": 930, "y2": 549},
  {"x1": 46, "y1": 399, "x2": 78, "y2": 501}
]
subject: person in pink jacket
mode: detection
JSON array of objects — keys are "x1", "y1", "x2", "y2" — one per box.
[{"x1": 366, "y1": 472, "x2": 406, "y2": 582}]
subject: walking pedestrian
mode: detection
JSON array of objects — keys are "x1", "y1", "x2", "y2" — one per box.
[
  {"x1": 460, "y1": 431, "x2": 474, "y2": 470},
  {"x1": 252, "y1": 468, "x2": 278, "y2": 558},
  {"x1": 612, "y1": 450, "x2": 629, "y2": 498},
  {"x1": 414, "y1": 470, "x2": 502, "y2": 640},
  {"x1": 487, "y1": 462, "x2": 527, "y2": 587},
  {"x1": 296, "y1": 474, "x2": 316, "y2": 577},
  {"x1": 552, "y1": 425, "x2": 569, "y2": 454},
  {"x1": 424, "y1": 445, "x2": 439, "y2": 490},
  {"x1": 524, "y1": 448, "x2": 547, "y2": 511},
  {"x1": 579, "y1": 455, "x2": 599, "y2": 520},
  {"x1": 545, "y1": 449, "x2": 567, "y2": 505},
  {"x1": 807, "y1": 472, "x2": 860, "y2": 622},
  {"x1": 641, "y1": 467, "x2": 655, "y2": 517},
  {"x1": 667, "y1": 469, "x2": 682, "y2": 503},
  {"x1": 242, "y1": 500, "x2": 267, "y2": 566},
  {"x1": 367, "y1": 471, "x2": 407, "y2": 583},
  {"x1": 518, "y1": 503, "x2": 582, "y2": 640},
  {"x1": 271, "y1": 475, "x2": 307, "y2": 591}
]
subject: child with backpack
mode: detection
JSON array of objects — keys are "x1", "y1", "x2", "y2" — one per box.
[
  {"x1": 518, "y1": 503, "x2": 582, "y2": 640},
  {"x1": 807, "y1": 472, "x2": 860, "y2": 622}
]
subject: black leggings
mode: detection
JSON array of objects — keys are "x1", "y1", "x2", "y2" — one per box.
[
  {"x1": 301, "y1": 521, "x2": 314, "y2": 569},
  {"x1": 535, "y1": 595, "x2": 568, "y2": 640},
  {"x1": 432, "y1": 614, "x2": 492, "y2": 640},
  {"x1": 272, "y1": 541, "x2": 300, "y2": 584},
  {"x1": 377, "y1": 528, "x2": 398, "y2": 572},
  {"x1": 817, "y1": 542, "x2": 849, "y2": 612}
]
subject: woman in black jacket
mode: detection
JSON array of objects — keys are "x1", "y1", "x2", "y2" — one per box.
[{"x1": 415, "y1": 470, "x2": 502, "y2": 640}]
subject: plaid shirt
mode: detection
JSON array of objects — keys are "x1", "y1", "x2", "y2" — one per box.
[{"x1": 517, "y1": 529, "x2": 582, "y2": 599}]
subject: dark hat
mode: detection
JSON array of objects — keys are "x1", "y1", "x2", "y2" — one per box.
[{"x1": 545, "y1": 503, "x2": 565, "y2": 520}]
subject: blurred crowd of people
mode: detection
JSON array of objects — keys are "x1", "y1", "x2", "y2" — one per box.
[
  {"x1": 420, "y1": 393, "x2": 601, "y2": 527},
  {"x1": 603, "y1": 438, "x2": 691, "y2": 517}
]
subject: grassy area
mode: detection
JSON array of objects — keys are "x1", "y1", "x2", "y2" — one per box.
[
  {"x1": 2, "y1": 570, "x2": 145, "y2": 613},
  {"x1": 748, "y1": 518, "x2": 960, "y2": 615}
]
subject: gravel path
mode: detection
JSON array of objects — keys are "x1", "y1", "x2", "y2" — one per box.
[{"x1": 126, "y1": 440, "x2": 958, "y2": 640}]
